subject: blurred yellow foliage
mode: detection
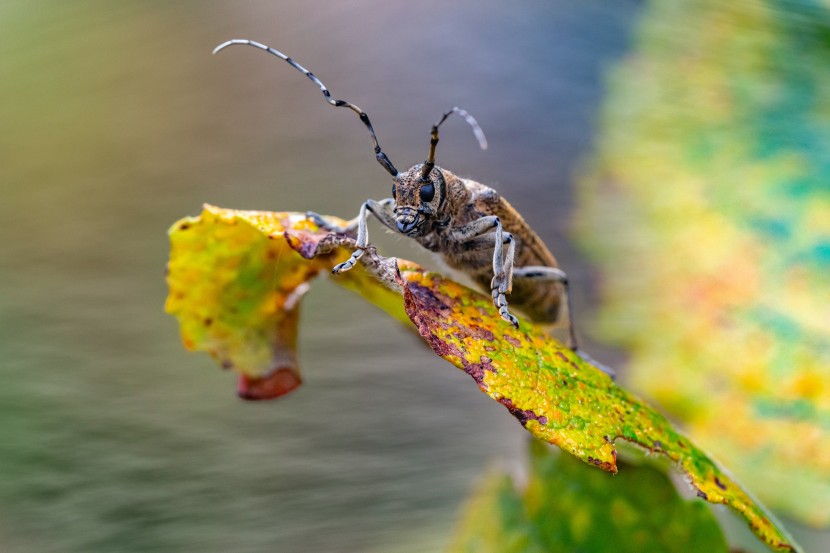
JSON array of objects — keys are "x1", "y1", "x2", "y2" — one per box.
[{"x1": 576, "y1": 0, "x2": 830, "y2": 525}]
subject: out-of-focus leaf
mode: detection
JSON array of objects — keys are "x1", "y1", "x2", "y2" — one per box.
[
  {"x1": 575, "y1": 1, "x2": 830, "y2": 526},
  {"x1": 165, "y1": 206, "x2": 800, "y2": 552},
  {"x1": 448, "y1": 440, "x2": 728, "y2": 553}
]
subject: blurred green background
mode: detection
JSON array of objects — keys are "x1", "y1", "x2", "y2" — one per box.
[{"x1": 0, "y1": 1, "x2": 640, "y2": 551}]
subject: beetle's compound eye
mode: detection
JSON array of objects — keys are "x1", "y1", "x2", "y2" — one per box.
[
  {"x1": 420, "y1": 182, "x2": 435, "y2": 203},
  {"x1": 392, "y1": 184, "x2": 397, "y2": 200}
]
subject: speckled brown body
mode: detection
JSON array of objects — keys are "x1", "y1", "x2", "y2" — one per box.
[{"x1": 401, "y1": 166, "x2": 563, "y2": 323}]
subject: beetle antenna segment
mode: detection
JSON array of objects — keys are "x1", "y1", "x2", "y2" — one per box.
[
  {"x1": 420, "y1": 107, "x2": 487, "y2": 180},
  {"x1": 213, "y1": 39, "x2": 399, "y2": 176}
]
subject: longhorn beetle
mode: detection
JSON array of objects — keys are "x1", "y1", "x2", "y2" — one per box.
[{"x1": 214, "y1": 39, "x2": 593, "y2": 358}]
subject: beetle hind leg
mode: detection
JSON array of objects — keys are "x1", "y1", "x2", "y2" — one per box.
[
  {"x1": 511, "y1": 266, "x2": 576, "y2": 348},
  {"x1": 510, "y1": 266, "x2": 615, "y2": 379}
]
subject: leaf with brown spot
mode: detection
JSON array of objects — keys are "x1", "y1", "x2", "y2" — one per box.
[{"x1": 165, "y1": 206, "x2": 801, "y2": 552}]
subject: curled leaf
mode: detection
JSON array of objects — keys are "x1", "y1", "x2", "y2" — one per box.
[
  {"x1": 165, "y1": 205, "x2": 800, "y2": 552},
  {"x1": 165, "y1": 206, "x2": 406, "y2": 399},
  {"x1": 165, "y1": 208, "x2": 324, "y2": 398}
]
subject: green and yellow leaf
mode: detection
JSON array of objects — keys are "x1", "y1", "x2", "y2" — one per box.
[{"x1": 165, "y1": 205, "x2": 800, "y2": 552}]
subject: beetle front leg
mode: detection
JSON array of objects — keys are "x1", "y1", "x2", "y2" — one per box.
[{"x1": 328, "y1": 198, "x2": 396, "y2": 274}]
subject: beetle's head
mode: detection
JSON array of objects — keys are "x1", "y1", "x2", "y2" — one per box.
[
  {"x1": 390, "y1": 108, "x2": 487, "y2": 236},
  {"x1": 391, "y1": 165, "x2": 446, "y2": 236}
]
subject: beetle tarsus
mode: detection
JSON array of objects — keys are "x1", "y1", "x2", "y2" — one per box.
[
  {"x1": 332, "y1": 246, "x2": 366, "y2": 274},
  {"x1": 500, "y1": 309, "x2": 519, "y2": 328}
]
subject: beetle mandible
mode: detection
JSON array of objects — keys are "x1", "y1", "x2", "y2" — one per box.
[{"x1": 214, "y1": 39, "x2": 583, "y2": 352}]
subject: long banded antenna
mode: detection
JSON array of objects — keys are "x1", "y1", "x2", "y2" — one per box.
[
  {"x1": 421, "y1": 107, "x2": 487, "y2": 180},
  {"x1": 213, "y1": 39, "x2": 398, "y2": 176}
]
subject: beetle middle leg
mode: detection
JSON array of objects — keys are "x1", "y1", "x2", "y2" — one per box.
[
  {"x1": 307, "y1": 198, "x2": 396, "y2": 274},
  {"x1": 448, "y1": 216, "x2": 518, "y2": 327}
]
